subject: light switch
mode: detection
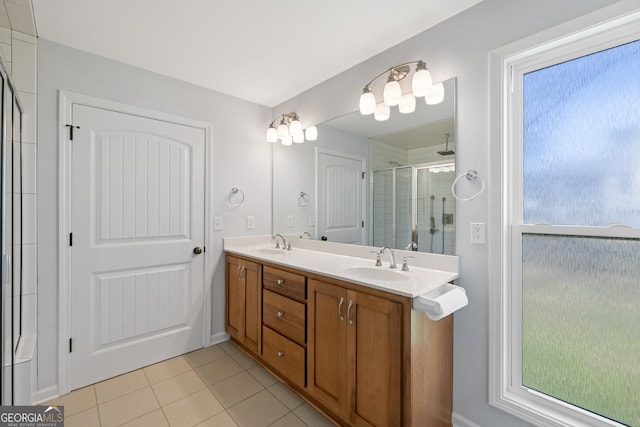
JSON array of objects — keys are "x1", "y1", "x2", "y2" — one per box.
[
  {"x1": 287, "y1": 215, "x2": 294, "y2": 228},
  {"x1": 214, "y1": 217, "x2": 223, "y2": 231},
  {"x1": 246, "y1": 216, "x2": 255, "y2": 229}
]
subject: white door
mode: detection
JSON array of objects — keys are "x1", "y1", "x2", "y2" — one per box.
[
  {"x1": 317, "y1": 150, "x2": 365, "y2": 244},
  {"x1": 69, "y1": 104, "x2": 206, "y2": 390}
]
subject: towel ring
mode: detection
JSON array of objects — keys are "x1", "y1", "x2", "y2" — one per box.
[
  {"x1": 228, "y1": 187, "x2": 245, "y2": 206},
  {"x1": 451, "y1": 170, "x2": 485, "y2": 201},
  {"x1": 298, "y1": 191, "x2": 310, "y2": 207}
]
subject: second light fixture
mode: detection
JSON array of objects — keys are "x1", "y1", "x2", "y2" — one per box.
[
  {"x1": 266, "y1": 112, "x2": 318, "y2": 145},
  {"x1": 359, "y1": 60, "x2": 445, "y2": 120}
]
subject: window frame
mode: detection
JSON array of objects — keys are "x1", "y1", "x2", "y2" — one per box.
[{"x1": 489, "y1": 8, "x2": 640, "y2": 427}]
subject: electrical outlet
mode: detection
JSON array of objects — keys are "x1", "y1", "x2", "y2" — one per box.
[
  {"x1": 471, "y1": 222, "x2": 485, "y2": 244},
  {"x1": 213, "y1": 217, "x2": 223, "y2": 231},
  {"x1": 287, "y1": 215, "x2": 294, "y2": 228},
  {"x1": 246, "y1": 216, "x2": 255, "y2": 229},
  {"x1": 309, "y1": 216, "x2": 315, "y2": 227}
]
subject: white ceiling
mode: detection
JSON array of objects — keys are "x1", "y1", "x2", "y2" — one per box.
[{"x1": 30, "y1": 0, "x2": 483, "y2": 107}]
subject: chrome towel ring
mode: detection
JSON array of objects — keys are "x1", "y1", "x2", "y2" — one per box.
[
  {"x1": 228, "y1": 187, "x2": 245, "y2": 206},
  {"x1": 451, "y1": 170, "x2": 485, "y2": 201}
]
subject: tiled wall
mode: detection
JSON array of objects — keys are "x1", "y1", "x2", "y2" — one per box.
[{"x1": 0, "y1": 24, "x2": 37, "y2": 400}]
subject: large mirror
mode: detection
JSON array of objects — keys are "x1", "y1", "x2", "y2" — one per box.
[{"x1": 272, "y1": 78, "x2": 456, "y2": 254}]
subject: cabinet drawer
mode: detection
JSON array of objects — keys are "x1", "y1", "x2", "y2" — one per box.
[
  {"x1": 263, "y1": 266, "x2": 306, "y2": 301},
  {"x1": 263, "y1": 290, "x2": 306, "y2": 345},
  {"x1": 262, "y1": 326, "x2": 305, "y2": 389}
]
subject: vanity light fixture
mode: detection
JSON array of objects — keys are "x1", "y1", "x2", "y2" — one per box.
[
  {"x1": 266, "y1": 112, "x2": 318, "y2": 145},
  {"x1": 359, "y1": 60, "x2": 444, "y2": 120}
]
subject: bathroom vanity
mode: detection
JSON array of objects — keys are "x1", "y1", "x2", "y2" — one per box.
[{"x1": 224, "y1": 237, "x2": 459, "y2": 427}]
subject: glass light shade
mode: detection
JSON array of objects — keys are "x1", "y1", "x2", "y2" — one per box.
[
  {"x1": 374, "y1": 103, "x2": 390, "y2": 121},
  {"x1": 281, "y1": 135, "x2": 293, "y2": 146},
  {"x1": 359, "y1": 90, "x2": 376, "y2": 115},
  {"x1": 426, "y1": 82, "x2": 445, "y2": 105},
  {"x1": 266, "y1": 127, "x2": 278, "y2": 142},
  {"x1": 292, "y1": 132, "x2": 304, "y2": 143},
  {"x1": 412, "y1": 67, "x2": 433, "y2": 97},
  {"x1": 277, "y1": 122, "x2": 289, "y2": 138},
  {"x1": 288, "y1": 119, "x2": 302, "y2": 136},
  {"x1": 305, "y1": 126, "x2": 318, "y2": 141},
  {"x1": 399, "y1": 93, "x2": 416, "y2": 114},
  {"x1": 383, "y1": 80, "x2": 402, "y2": 106}
]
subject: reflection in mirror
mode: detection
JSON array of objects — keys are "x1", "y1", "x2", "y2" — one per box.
[{"x1": 272, "y1": 78, "x2": 456, "y2": 254}]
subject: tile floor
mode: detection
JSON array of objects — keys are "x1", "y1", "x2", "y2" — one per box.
[{"x1": 45, "y1": 341, "x2": 336, "y2": 427}]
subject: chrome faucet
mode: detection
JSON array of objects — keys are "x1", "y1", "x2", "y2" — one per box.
[
  {"x1": 272, "y1": 234, "x2": 288, "y2": 250},
  {"x1": 300, "y1": 231, "x2": 311, "y2": 239},
  {"x1": 379, "y1": 247, "x2": 397, "y2": 269}
]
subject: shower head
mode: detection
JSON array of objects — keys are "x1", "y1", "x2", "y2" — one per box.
[
  {"x1": 389, "y1": 161, "x2": 404, "y2": 167},
  {"x1": 437, "y1": 133, "x2": 455, "y2": 156}
]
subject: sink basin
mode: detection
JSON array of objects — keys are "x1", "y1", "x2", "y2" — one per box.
[
  {"x1": 342, "y1": 266, "x2": 409, "y2": 282},
  {"x1": 253, "y1": 247, "x2": 286, "y2": 255}
]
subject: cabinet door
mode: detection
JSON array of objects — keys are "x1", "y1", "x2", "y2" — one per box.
[
  {"x1": 242, "y1": 260, "x2": 261, "y2": 354},
  {"x1": 347, "y1": 290, "x2": 402, "y2": 427},
  {"x1": 225, "y1": 256, "x2": 261, "y2": 354},
  {"x1": 225, "y1": 256, "x2": 244, "y2": 341},
  {"x1": 307, "y1": 279, "x2": 348, "y2": 417}
]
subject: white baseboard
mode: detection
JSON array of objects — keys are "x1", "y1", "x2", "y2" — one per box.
[
  {"x1": 32, "y1": 385, "x2": 60, "y2": 405},
  {"x1": 452, "y1": 412, "x2": 482, "y2": 427},
  {"x1": 210, "y1": 332, "x2": 229, "y2": 346}
]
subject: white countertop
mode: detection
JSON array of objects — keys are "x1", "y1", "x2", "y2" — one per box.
[{"x1": 224, "y1": 236, "x2": 459, "y2": 298}]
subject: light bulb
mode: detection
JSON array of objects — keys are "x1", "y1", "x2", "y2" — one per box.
[
  {"x1": 399, "y1": 93, "x2": 416, "y2": 114},
  {"x1": 281, "y1": 135, "x2": 293, "y2": 146},
  {"x1": 412, "y1": 61, "x2": 432, "y2": 97},
  {"x1": 277, "y1": 122, "x2": 289, "y2": 138},
  {"x1": 305, "y1": 126, "x2": 318, "y2": 141},
  {"x1": 374, "y1": 103, "x2": 390, "y2": 121},
  {"x1": 359, "y1": 87, "x2": 376, "y2": 115},
  {"x1": 383, "y1": 79, "x2": 402, "y2": 106},
  {"x1": 266, "y1": 127, "x2": 278, "y2": 142},
  {"x1": 426, "y1": 82, "x2": 445, "y2": 105},
  {"x1": 288, "y1": 118, "x2": 302, "y2": 136},
  {"x1": 293, "y1": 132, "x2": 304, "y2": 143}
]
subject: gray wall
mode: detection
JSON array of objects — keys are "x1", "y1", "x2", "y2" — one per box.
[
  {"x1": 273, "y1": 0, "x2": 620, "y2": 425},
  {"x1": 37, "y1": 39, "x2": 272, "y2": 391}
]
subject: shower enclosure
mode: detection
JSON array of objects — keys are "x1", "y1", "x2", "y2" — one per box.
[{"x1": 372, "y1": 162, "x2": 455, "y2": 254}]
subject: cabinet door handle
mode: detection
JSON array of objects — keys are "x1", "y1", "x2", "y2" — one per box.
[
  {"x1": 276, "y1": 279, "x2": 284, "y2": 286},
  {"x1": 277, "y1": 311, "x2": 285, "y2": 318},
  {"x1": 277, "y1": 351, "x2": 284, "y2": 358},
  {"x1": 338, "y1": 297, "x2": 345, "y2": 321},
  {"x1": 347, "y1": 300, "x2": 354, "y2": 324}
]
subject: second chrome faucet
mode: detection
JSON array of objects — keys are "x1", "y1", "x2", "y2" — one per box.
[{"x1": 378, "y1": 246, "x2": 397, "y2": 269}]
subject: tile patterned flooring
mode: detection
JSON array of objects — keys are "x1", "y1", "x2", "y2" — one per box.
[{"x1": 45, "y1": 341, "x2": 336, "y2": 427}]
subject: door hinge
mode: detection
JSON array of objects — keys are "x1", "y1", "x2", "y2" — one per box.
[
  {"x1": 69, "y1": 338, "x2": 73, "y2": 353},
  {"x1": 361, "y1": 220, "x2": 365, "y2": 228},
  {"x1": 361, "y1": 171, "x2": 366, "y2": 179},
  {"x1": 65, "y1": 124, "x2": 80, "y2": 141},
  {"x1": 69, "y1": 233, "x2": 73, "y2": 246}
]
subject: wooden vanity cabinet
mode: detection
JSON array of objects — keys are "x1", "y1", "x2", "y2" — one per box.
[
  {"x1": 307, "y1": 278, "x2": 402, "y2": 427},
  {"x1": 225, "y1": 253, "x2": 453, "y2": 427},
  {"x1": 225, "y1": 255, "x2": 261, "y2": 355}
]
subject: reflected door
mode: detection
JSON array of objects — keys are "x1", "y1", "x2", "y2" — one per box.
[{"x1": 317, "y1": 150, "x2": 365, "y2": 244}]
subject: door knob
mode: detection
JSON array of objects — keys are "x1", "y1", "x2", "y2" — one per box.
[{"x1": 193, "y1": 247, "x2": 203, "y2": 255}]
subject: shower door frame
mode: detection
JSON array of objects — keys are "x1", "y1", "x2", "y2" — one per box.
[{"x1": 370, "y1": 160, "x2": 455, "y2": 252}]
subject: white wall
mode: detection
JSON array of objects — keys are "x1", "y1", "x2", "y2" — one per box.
[
  {"x1": 273, "y1": 0, "x2": 620, "y2": 425},
  {"x1": 36, "y1": 39, "x2": 272, "y2": 393}
]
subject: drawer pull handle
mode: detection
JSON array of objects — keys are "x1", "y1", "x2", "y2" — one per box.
[
  {"x1": 338, "y1": 297, "x2": 345, "y2": 321},
  {"x1": 277, "y1": 311, "x2": 285, "y2": 318},
  {"x1": 277, "y1": 351, "x2": 284, "y2": 358},
  {"x1": 276, "y1": 279, "x2": 285, "y2": 286},
  {"x1": 347, "y1": 300, "x2": 354, "y2": 325}
]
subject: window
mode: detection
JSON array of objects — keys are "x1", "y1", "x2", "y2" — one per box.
[{"x1": 490, "y1": 10, "x2": 640, "y2": 427}]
